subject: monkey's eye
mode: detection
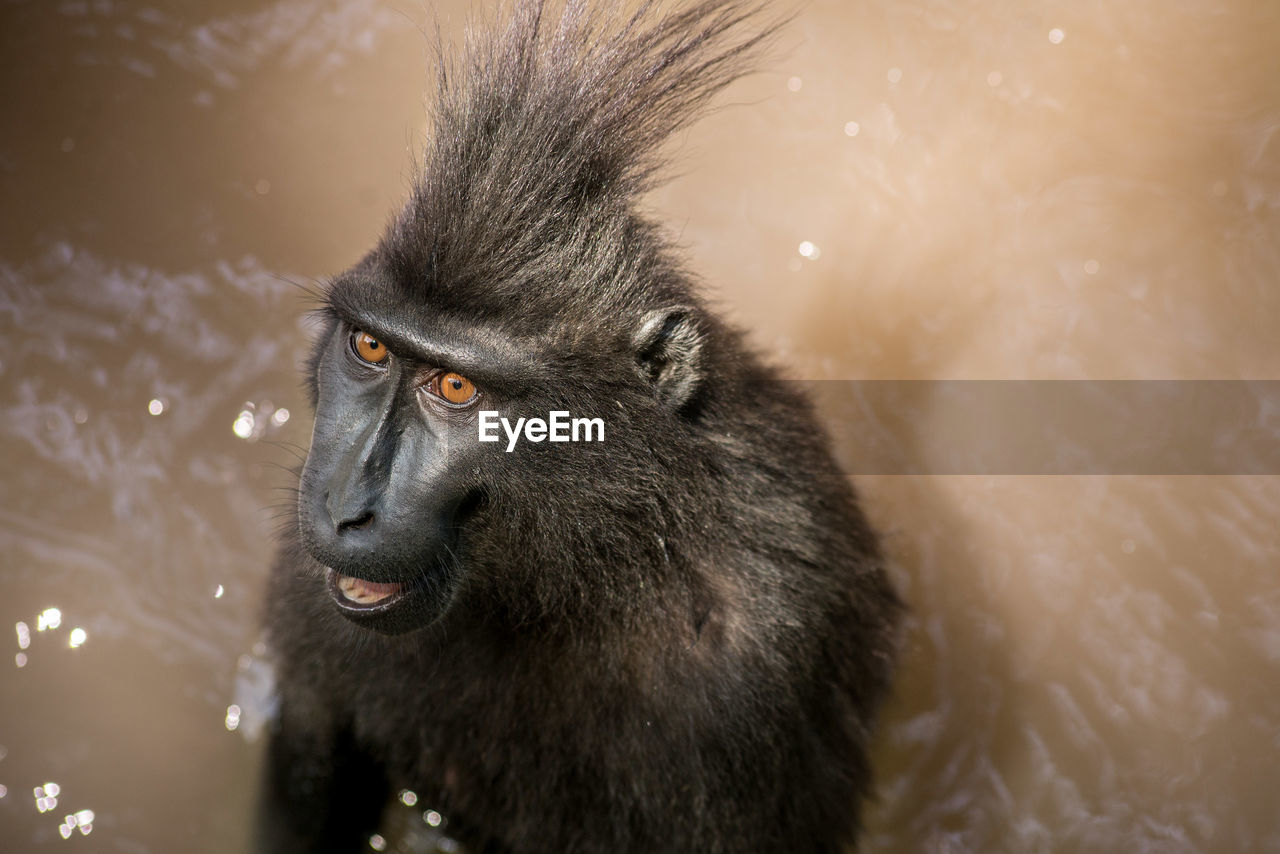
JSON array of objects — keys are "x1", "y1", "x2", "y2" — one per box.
[
  {"x1": 351, "y1": 330, "x2": 390, "y2": 365},
  {"x1": 428, "y1": 371, "x2": 479, "y2": 407}
]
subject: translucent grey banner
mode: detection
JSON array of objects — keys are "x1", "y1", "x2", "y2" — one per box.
[{"x1": 799, "y1": 381, "x2": 1280, "y2": 475}]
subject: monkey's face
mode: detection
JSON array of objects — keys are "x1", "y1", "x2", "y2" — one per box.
[
  {"x1": 295, "y1": 254, "x2": 706, "y2": 635},
  {"x1": 296, "y1": 280, "x2": 506, "y2": 634}
]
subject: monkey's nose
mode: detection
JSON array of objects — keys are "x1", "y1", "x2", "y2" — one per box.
[
  {"x1": 335, "y1": 511, "x2": 375, "y2": 534},
  {"x1": 325, "y1": 489, "x2": 377, "y2": 534}
]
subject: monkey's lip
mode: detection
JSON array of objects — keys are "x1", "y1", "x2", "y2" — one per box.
[{"x1": 325, "y1": 569, "x2": 408, "y2": 613}]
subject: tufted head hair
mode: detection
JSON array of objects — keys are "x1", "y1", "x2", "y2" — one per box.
[{"x1": 367, "y1": 0, "x2": 783, "y2": 331}]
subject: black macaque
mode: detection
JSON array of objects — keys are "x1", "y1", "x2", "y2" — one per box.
[{"x1": 258, "y1": 2, "x2": 902, "y2": 852}]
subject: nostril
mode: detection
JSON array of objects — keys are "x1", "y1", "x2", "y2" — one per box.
[{"x1": 336, "y1": 511, "x2": 375, "y2": 534}]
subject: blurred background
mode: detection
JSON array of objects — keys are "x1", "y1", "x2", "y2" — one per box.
[{"x1": 1, "y1": 0, "x2": 1278, "y2": 851}]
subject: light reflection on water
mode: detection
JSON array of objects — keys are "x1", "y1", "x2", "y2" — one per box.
[
  {"x1": 36, "y1": 609, "x2": 62, "y2": 632},
  {"x1": 33, "y1": 783, "x2": 59, "y2": 815},
  {"x1": 1, "y1": 0, "x2": 1278, "y2": 852},
  {"x1": 57, "y1": 808, "x2": 95, "y2": 838},
  {"x1": 231, "y1": 400, "x2": 290, "y2": 441}
]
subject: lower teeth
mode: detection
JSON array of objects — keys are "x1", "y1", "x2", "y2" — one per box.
[{"x1": 337, "y1": 575, "x2": 398, "y2": 604}]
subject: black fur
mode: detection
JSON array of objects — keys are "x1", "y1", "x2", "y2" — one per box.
[{"x1": 260, "y1": 2, "x2": 902, "y2": 852}]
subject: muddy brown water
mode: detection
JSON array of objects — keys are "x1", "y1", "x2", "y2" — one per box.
[{"x1": 2, "y1": 1, "x2": 1278, "y2": 852}]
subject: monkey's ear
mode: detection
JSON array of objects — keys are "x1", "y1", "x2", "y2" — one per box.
[{"x1": 633, "y1": 307, "x2": 704, "y2": 410}]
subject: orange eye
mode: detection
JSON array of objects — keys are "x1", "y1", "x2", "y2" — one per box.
[
  {"x1": 432, "y1": 372, "x2": 477, "y2": 406},
  {"x1": 352, "y1": 330, "x2": 389, "y2": 364}
]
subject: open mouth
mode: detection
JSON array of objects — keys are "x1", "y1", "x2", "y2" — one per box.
[
  {"x1": 326, "y1": 568, "x2": 408, "y2": 613},
  {"x1": 318, "y1": 562, "x2": 456, "y2": 635}
]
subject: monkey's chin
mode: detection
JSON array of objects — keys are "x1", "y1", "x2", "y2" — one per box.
[{"x1": 323, "y1": 568, "x2": 442, "y2": 635}]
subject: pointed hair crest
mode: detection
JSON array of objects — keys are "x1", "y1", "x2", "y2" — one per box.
[{"x1": 389, "y1": 0, "x2": 784, "y2": 308}]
